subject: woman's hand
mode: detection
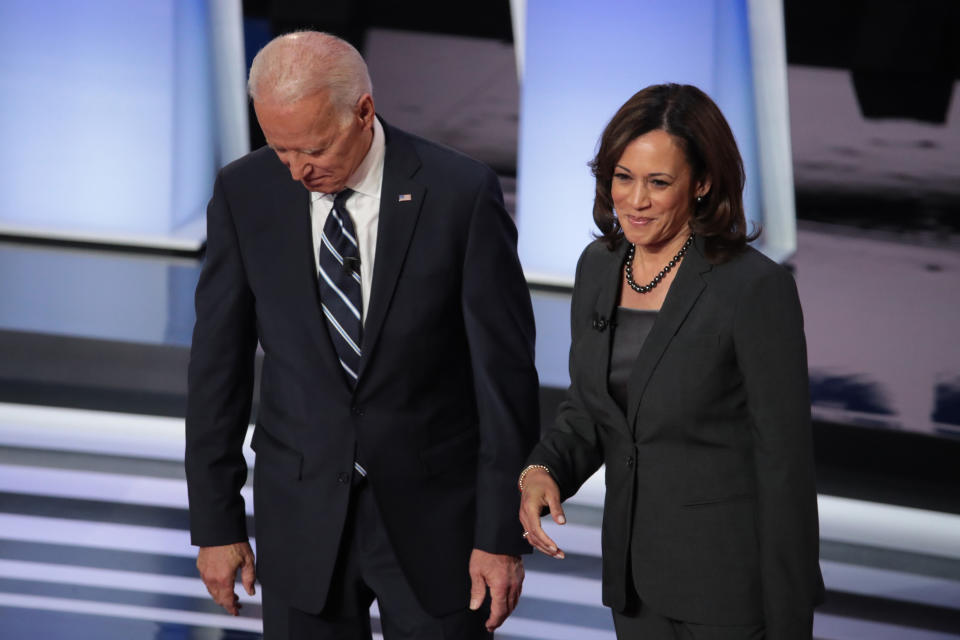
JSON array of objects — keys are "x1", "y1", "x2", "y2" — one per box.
[{"x1": 518, "y1": 468, "x2": 566, "y2": 559}]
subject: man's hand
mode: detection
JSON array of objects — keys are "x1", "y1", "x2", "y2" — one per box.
[
  {"x1": 468, "y1": 549, "x2": 524, "y2": 632},
  {"x1": 518, "y1": 468, "x2": 566, "y2": 559},
  {"x1": 197, "y1": 541, "x2": 256, "y2": 615}
]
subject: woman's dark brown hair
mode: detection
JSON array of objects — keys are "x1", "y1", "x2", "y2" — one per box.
[{"x1": 589, "y1": 83, "x2": 759, "y2": 263}]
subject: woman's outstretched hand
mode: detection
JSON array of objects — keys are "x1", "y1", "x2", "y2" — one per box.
[{"x1": 518, "y1": 468, "x2": 566, "y2": 559}]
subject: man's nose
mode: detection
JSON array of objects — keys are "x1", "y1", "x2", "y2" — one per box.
[{"x1": 287, "y1": 155, "x2": 311, "y2": 181}]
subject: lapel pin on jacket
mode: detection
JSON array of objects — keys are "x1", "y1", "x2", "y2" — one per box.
[{"x1": 398, "y1": 193, "x2": 412, "y2": 202}]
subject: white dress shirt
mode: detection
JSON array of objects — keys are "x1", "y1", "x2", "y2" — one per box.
[{"x1": 310, "y1": 118, "x2": 385, "y2": 324}]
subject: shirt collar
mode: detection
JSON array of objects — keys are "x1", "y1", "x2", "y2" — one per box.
[{"x1": 311, "y1": 118, "x2": 385, "y2": 203}]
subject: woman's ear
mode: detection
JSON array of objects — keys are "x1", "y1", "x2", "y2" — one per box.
[{"x1": 695, "y1": 177, "x2": 712, "y2": 199}]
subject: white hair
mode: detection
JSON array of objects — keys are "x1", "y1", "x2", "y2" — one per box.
[{"x1": 248, "y1": 31, "x2": 372, "y2": 116}]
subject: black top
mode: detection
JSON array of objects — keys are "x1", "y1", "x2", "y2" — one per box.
[{"x1": 608, "y1": 306, "x2": 658, "y2": 413}]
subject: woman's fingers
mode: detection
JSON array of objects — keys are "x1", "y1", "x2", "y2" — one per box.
[
  {"x1": 519, "y1": 477, "x2": 565, "y2": 559},
  {"x1": 545, "y1": 490, "x2": 566, "y2": 525},
  {"x1": 528, "y1": 525, "x2": 564, "y2": 559}
]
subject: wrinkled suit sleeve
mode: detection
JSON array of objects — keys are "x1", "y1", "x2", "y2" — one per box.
[
  {"x1": 184, "y1": 173, "x2": 259, "y2": 547},
  {"x1": 734, "y1": 266, "x2": 822, "y2": 638},
  {"x1": 527, "y1": 248, "x2": 605, "y2": 501},
  {"x1": 461, "y1": 167, "x2": 541, "y2": 555}
]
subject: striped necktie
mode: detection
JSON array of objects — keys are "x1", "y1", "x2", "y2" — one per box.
[{"x1": 318, "y1": 189, "x2": 362, "y2": 387}]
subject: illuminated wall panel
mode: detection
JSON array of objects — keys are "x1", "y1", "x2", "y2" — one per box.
[
  {"x1": 0, "y1": 0, "x2": 247, "y2": 250},
  {"x1": 516, "y1": 0, "x2": 789, "y2": 283}
]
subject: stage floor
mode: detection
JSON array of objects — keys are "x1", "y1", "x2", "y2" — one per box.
[{"x1": 0, "y1": 403, "x2": 958, "y2": 639}]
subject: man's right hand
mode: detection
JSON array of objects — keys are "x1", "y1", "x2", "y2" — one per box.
[{"x1": 197, "y1": 541, "x2": 257, "y2": 615}]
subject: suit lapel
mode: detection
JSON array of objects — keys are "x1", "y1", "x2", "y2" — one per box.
[
  {"x1": 267, "y1": 170, "x2": 346, "y2": 367},
  {"x1": 626, "y1": 235, "x2": 712, "y2": 431},
  {"x1": 584, "y1": 242, "x2": 631, "y2": 435},
  {"x1": 357, "y1": 122, "x2": 425, "y2": 379}
]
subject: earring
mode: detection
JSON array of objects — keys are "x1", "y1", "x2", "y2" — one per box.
[{"x1": 695, "y1": 195, "x2": 703, "y2": 204}]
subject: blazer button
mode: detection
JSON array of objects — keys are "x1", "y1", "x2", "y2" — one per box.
[
  {"x1": 337, "y1": 472, "x2": 350, "y2": 484},
  {"x1": 626, "y1": 456, "x2": 634, "y2": 468},
  {"x1": 351, "y1": 406, "x2": 364, "y2": 416}
]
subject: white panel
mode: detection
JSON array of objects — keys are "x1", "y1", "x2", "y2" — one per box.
[
  {"x1": 747, "y1": 0, "x2": 797, "y2": 261},
  {"x1": 0, "y1": 0, "x2": 247, "y2": 249},
  {"x1": 517, "y1": 0, "x2": 789, "y2": 283},
  {"x1": 0, "y1": 1, "x2": 176, "y2": 235}
]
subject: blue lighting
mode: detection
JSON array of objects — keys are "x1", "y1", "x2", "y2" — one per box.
[
  {"x1": 0, "y1": 0, "x2": 229, "y2": 246},
  {"x1": 516, "y1": 0, "x2": 763, "y2": 282}
]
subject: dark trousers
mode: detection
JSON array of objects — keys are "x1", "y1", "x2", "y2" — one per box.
[
  {"x1": 613, "y1": 604, "x2": 765, "y2": 640},
  {"x1": 261, "y1": 479, "x2": 492, "y2": 640}
]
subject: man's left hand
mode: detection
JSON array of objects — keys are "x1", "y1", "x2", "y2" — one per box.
[{"x1": 468, "y1": 548, "x2": 524, "y2": 632}]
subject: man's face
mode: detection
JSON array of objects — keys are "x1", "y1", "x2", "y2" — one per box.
[{"x1": 254, "y1": 91, "x2": 375, "y2": 193}]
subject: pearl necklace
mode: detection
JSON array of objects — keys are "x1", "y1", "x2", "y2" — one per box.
[{"x1": 624, "y1": 233, "x2": 694, "y2": 294}]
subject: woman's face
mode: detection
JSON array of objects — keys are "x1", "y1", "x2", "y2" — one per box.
[{"x1": 611, "y1": 129, "x2": 707, "y2": 251}]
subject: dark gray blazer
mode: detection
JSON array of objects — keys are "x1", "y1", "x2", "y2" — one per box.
[
  {"x1": 529, "y1": 235, "x2": 823, "y2": 638},
  {"x1": 185, "y1": 120, "x2": 540, "y2": 617}
]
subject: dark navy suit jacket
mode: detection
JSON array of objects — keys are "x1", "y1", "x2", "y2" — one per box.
[{"x1": 185, "y1": 120, "x2": 540, "y2": 616}]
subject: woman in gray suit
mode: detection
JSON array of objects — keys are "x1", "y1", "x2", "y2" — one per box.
[{"x1": 518, "y1": 84, "x2": 823, "y2": 639}]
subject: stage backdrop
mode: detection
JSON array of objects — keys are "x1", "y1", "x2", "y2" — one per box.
[
  {"x1": 0, "y1": 0, "x2": 247, "y2": 252},
  {"x1": 513, "y1": 0, "x2": 795, "y2": 285}
]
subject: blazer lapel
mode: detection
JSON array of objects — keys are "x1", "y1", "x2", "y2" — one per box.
[
  {"x1": 357, "y1": 122, "x2": 425, "y2": 379},
  {"x1": 625, "y1": 235, "x2": 712, "y2": 431},
  {"x1": 583, "y1": 242, "x2": 632, "y2": 436}
]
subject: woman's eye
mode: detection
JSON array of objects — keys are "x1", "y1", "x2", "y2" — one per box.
[{"x1": 613, "y1": 172, "x2": 630, "y2": 181}]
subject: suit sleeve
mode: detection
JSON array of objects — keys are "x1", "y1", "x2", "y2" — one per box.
[
  {"x1": 461, "y1": 166, "x2": 540, "y2": 556},
  {"x1": 734, "y1": 266, "x2": 822, "y2": 638},
  {"x1": 526, "y1": 248, "x2": 605, "y2": 501},
  {"x1": 184, "y1": 173, "x2": 258, "y2": 547}
]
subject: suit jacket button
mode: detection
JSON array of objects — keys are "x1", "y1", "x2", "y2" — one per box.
[
  {"x1": 351, "y1": 406, "x2": 364, "y2": 416},
  {"x1": 337, "y1": 472, "x2": 350, "y2": 484},
  {"x1": 626, "y1": 456, "x2": 634, "y2": 467}
]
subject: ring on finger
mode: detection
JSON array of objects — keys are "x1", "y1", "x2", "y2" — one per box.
[{"x1": 522, "y1": 531, "x2": 529, "y2": 538}]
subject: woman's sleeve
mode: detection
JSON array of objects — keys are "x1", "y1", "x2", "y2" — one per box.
[
  {"x1": 526, "y1": 248, "x2": 606, "y2": 501},
  {"x1": 733, "y1": 265, "x2": 823, "y2": 638}
]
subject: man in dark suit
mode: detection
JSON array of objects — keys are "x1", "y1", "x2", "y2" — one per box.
[{"x1": 185, "y1": 31, "x2": 539, "y2": 639}]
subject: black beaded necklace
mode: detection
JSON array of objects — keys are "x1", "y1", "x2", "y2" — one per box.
[{"x1": 624, "y1": 233, "x2": 694, "y2": 294}]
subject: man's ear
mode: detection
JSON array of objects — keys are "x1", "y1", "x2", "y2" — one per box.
[{"x1": 356, "y1": 93, "x2": 375, "y2": 128}]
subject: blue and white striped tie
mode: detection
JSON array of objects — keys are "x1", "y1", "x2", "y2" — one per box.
[{"x1": 318, "y1": 189, "x2": 363, "y2": 388}]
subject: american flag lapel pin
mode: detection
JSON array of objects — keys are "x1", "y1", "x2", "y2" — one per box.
[{"x1": 398, "y1": 193, "x2": 412, "y2": 202}]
